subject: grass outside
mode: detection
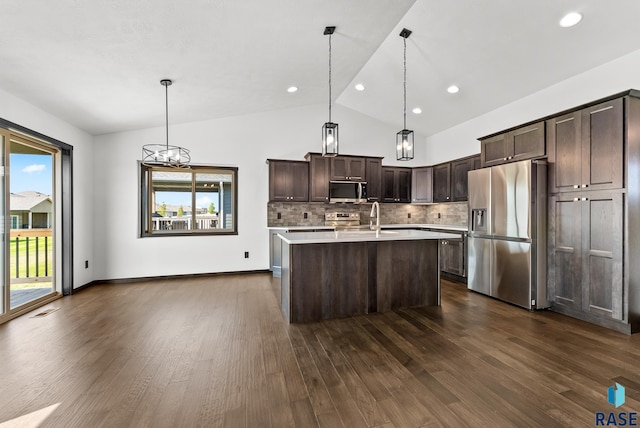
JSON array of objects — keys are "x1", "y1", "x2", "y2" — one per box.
[{"x1": 9, "y1": 236, "x2": 53, "y2": 290}]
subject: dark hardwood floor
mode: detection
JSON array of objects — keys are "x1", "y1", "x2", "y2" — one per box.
[{"x1": 0, "y1": 273, "x2": 638, "y2": 427}]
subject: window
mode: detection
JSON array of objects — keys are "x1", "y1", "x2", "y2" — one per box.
[{"x1": 139, "y1": 164, "x2": 238, "y2": 236}]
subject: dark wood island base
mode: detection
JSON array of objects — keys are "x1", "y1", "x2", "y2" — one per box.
[{"x1": 281, "y1": 239, "x2": 440, "y2": 323}]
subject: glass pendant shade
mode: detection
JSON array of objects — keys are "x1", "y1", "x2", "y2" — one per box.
[
  {"x1": 322, "y1": 122, "x2": 339, "y2": 157},
  {"x1": 396, "y1": 129, "x2": 414, "y2": 161}
]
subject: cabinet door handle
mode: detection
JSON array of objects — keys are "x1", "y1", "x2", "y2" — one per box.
[
  {"x1": 573, "y1": 197, "x2": 579, "y2": 202},
  {"x1": 582, "y1": 197, "x2": 589, "y2": 201},
  {"x1": 582, "y1": 184, "x2": 589, "y2": 188},
  {"x1": 573, "y1": 185, "x2": 580, "y2": 189}
]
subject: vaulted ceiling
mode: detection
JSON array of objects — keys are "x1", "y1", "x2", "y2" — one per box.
[{"x1": 1, "y1": 0, "x2": 640, "y2": 137}]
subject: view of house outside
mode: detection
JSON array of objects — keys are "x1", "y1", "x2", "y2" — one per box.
[{"x1": 9, "y1": 152, "x2": 53, "y2": 303}]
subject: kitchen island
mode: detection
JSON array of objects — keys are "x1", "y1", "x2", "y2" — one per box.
[{"x1": 278, "y1": 229, "x2": 459, "y2": 323}]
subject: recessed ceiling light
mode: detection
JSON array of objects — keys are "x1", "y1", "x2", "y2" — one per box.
[
  {"x1": 287, "y1": 86, "x2": 298, "y2": 93},
  {"x1": 355, "y1": 83, "x2": 365, "y2": 91},
  {"x1": 447, "y1": 85, "x2": 460, "y2": 94},
  {"x1": 412, "y1": 107, "x2": 422, "y2": 114},
  {"x1": 560, "y1": 12, "x2": 582, "y2": 28}
]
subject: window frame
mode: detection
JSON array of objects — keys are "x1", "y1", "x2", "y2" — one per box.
[{"x1": 139, "y1": 162, "x2": 238, "y2": 237}]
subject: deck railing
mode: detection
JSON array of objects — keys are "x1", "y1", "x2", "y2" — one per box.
[
  {"x1": 10, "y1": 229, "x2": 53, "y2": 283},
  {"x1": 152, "y1": 215, "x2": 219, "y2": 231}
]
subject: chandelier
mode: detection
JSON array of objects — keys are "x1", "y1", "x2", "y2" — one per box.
[{"x1": 142, "y1": 79, "x2": 191, "y2": 168}]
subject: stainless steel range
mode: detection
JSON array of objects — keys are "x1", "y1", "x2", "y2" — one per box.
[{"x1": 324, "y1": 211, "x2": 361, "y2": 229}]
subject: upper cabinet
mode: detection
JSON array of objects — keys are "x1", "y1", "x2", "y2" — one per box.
[
  {"x1": 330, "y1": 156, "x2": 366, "y2": 181},
  {"x1": 305, "y1": 153, "x2": 330, "y2": 202},
  {"x1": 547, "y1": 98, "x2": 624, "y2": 194},
  {"x1": 411, "y1": 167, "x2": 433, "y2": 203},
  {"x1": 268, "y1": 160, "x2": 309, "y2": 202},
  {"x1": 382, "y1": 167, "x2": 411, "y2": 203},
  {"x1": 366, "y1": 158, "x2": 383, "y2": 202},
  {"x1": 481, "y1": 121, "x2": 545, "y2": 167},
  {"x1": 451, "y1": 156, "x2": 480, "y2": 202},
  {"x1": 432, "y1": 154, "x2": 480, "y2": 203},
  {"x1": 432, "y1": 163, "x2": 452, "y2": 203}
]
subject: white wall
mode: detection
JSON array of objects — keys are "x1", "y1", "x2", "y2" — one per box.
[
  {"x1": 0, "y1": 88, "x2": 95, "y2": 289},
  {"x1": 93, "y1": 103, "x2": 421, "y2": 280},
  {"x1": 424, "y1": 48, "x2": 640, "y2": 165}
]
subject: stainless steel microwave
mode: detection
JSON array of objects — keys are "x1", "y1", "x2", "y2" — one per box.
[{"x1": 329, "y1": 181, "x2": 367, "y2": 203}]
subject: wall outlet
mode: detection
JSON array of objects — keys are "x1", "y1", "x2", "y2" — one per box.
[
  {"x1": 407, "y1": 213, "x2": 411, "y2": 219},
  {"x1": 303, "y1": 212, "x2": 308, "y2": 219},
  {"x1": 437, "y1": 212, "x2": 441, "y2": 219},
  {"x1": 277, "y1": 212, "x2": 282, "y2": 220},
  {"x1": 85, "y1": 260, "x2": 89, "y2": 269},
  {"x1": 244, "y1": 251, "x2": 249, "y2": 259}
]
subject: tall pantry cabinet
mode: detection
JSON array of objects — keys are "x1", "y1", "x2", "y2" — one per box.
[{"x1": 547, "y1": 91, "x2": 640, "y2": 333}]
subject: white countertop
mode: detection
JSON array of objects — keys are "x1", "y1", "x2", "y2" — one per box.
[
  {"x1": 382, "y1": 224, "x2": 468, "y2": 232},
  {"x1": 268, "y1": 224, "x2": 467, "y2": 232},
  {"x1": 267, "y1": 226, "x2": 335, "y2": 231},
  {"x1": 278, "y1": 229, "x2": 461, "y2": 245}
]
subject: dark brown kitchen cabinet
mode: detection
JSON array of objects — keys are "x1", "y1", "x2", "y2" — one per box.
[
  {"x1": 411, "y1": 167, "x2": 432, "y2": 203},
  {"x1": 481, "y1": 121, "x2": 545, "y2": 167},
  {"x1": 382, "y1": 167, "x2": 411, "y2": 202},
  {"x1": 429, "y1": 154, "x2": 479, "y2": 203},
  {"x1": 305, "y1": 153, "x2": 330, "y2": 202},
  {"x1": 547, "y1": 98, "x2": 624, "y2": 194},
  {"x1": 451, "y1": 156, "x2": 480, "y2": 202},
  {"x1": 433, "y1": 163, "x2": 451, "y2": 202},
  {"x1": 366, "y1": 158, "x2": 383, "y2": 201},
  {"x1": 548, "y1": 191, "x2": 623, "y2": 321},
  {"x1": 268, "y1": 159, "x2": 309, "y2": 202},
  {"x1": 440, "y1": 237, "x2": 465, "y2": 277},
  {"x1": 472, "y1": 155, "x2": 482, "y2": 170},
  {"x1": 330, "y1": 156, "x2": 365, "y2": 181}
]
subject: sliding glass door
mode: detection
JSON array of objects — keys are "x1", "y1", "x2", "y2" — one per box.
[
  {"x1": 0, "y1": 130, "x2": 60, "y2": 318},
  {"x1": 0, "y1": 130, "x2": 6, "y2": 315},
  {"x1": 8, "y1": 135, "x2": 57, "y2": 310}
]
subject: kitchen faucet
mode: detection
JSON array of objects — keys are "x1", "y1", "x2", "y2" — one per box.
[{"x1": 370, "y1": 201, "x2": 380, "y2": 232}]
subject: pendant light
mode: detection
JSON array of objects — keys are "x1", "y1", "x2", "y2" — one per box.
[
  {"x1": 396, "y1": 28, "x2": 414, "y2": 161},
  {"x1": 322, "y1": 26, "x2": 338, "y2": 157},
  {"x1": 142, "y1": 79, "x2": 191, "y2": 168}
]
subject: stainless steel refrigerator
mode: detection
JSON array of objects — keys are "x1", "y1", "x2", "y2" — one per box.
[{"x1": 467, "y1": 159, "x2": 549, "y2": 309}]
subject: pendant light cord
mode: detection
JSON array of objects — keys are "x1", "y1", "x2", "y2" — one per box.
[
  {"x1": 403, "y1": 36, "x2": 407, "y2": 130},
  {"x1": 328, "y1": 33, "x2": 332, "y2": 123},
  {"x1": 165, "y1": 82, "x2": 169, "y2": 150}
]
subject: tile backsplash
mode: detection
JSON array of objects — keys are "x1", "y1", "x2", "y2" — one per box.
[{"x1": 267, "y1": 202, "x2": 468, "y2": 227}]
